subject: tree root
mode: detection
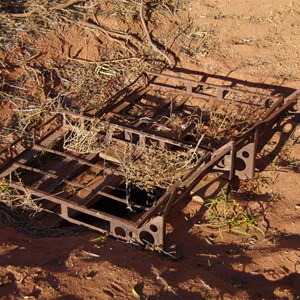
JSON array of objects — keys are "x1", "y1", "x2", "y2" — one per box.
[{"x1": 139, "y1": 0, "x2": 174, "y2": 67}]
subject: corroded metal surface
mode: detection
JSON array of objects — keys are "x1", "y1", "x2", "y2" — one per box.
[{"x1": 0, "y1": 72, "x2": 299, "y2": 247}]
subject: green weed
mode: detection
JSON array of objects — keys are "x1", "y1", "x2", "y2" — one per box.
[{"x1": 199, "y1": 190, "x2": 264, "y2": 238}]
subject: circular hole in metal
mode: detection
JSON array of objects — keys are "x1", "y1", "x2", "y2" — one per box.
[
  {"x1": 242, "y1": 151, "x2": 249, "y2": 158},
  {"x1": 149, "y1": 224, "x2": 158, "y2": 232},
  {"x1": 114, "y1": 226, "x2": 126, "y2": 238},
  {"x1": 263, "y1": 98, "x2": 272, "y2": 108},
  {"x1": 235, "y1": 157, "x2": 246, "y2": 171},
  {"x1": 139, "y1": 231, "x2": 155, "y2": 245}
]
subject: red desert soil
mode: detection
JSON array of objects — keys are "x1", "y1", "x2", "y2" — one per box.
[{"x1": 0, "y1": 0, "x2": 299, "y2": 299}]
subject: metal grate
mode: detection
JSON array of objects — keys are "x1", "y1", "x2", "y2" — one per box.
[{"x1": 0, "y1": 71, "x2": 299, "y2": 247}]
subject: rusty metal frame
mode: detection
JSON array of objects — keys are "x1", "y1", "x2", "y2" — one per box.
[{"x1": 0, "y1": 71, "x2": 299, "y2": 247}]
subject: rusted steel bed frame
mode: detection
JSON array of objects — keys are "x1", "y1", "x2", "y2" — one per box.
[{"x1": 0, "y1": 71, "x2": 299, "y2": 246}]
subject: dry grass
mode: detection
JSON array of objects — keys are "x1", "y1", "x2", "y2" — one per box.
[
  {"x1": 0, "y1": 177, "x2": 42, "y2": 214},
  {"x1": 205, "y1": 106, "x2": 251, "y2": 141},
  {"x1": 13, "y1": 94, "x2": 65, "y2": 133},
  {"x1": 2, "y1": 0, "x2": 194, "y2": 137},
  {"x1": 63, "y1": 118, "x2": 108, "y2": 154},
  {"x1": 62, "y1": 115, "x2": 200, "y2": 195},
  {"x1": 118, "y1": 144, "x2": 199, "y2": 194}
]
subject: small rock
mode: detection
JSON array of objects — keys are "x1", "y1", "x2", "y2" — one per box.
[{"x1": 295, "y1": 204, "x2": 300, "y2": 209}]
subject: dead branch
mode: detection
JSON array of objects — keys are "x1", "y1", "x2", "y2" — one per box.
[
  {"x1": 80, "y1": 20, "x2": 130, "y2": 40},
  {"x1": 67, "y1": 56, "x2": 140, "y2": 64},
  {"x1": 151, "y1": 266, "x2": 179, "y2": 297},
  {"x1": 139, "y1": 0, "x2": 173, "y2": 66},
  {"x1": 92, "y1": 14, "x2": 147, "y2": 49}
]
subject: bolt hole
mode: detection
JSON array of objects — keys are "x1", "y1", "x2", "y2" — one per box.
[
  {"x1": 242, "y1": 151, "x2": 249, "y2": 158},
  {"x1": 149, "y1": 224, "x2": 158, "y2": 232},
  {"x1": 114, "y1": 226, "x2": 126, "y2": 238},
  {"x1": 139, "y1": 231, "x2": 155, "y2": 245},
  {"x1": 235, "y1": 157, "x2": 246, "y2": 171}
]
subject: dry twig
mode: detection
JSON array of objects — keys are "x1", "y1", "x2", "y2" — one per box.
[{"x1": 151, "y1": 266, "x2": 180, "y2": 297}]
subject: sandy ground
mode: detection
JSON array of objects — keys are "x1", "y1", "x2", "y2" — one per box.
[{"x1": 0, "y1": 0, "x2": 299, "y2": 299}]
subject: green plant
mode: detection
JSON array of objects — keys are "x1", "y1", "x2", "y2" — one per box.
[{"x1": 199, "y1": 190, "x2": 264, "y2": 238}]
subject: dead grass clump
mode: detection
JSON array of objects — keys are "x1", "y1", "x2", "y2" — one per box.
[
  {"x1": 195, "y1": 96, "x2": 262, "y2": 145},
  {"x1": 206, "y1": 108, "x2": 250, "y2": 141},
  {"x1": 57, "y1": 56, "x2": 151, "y2": 108},
  {"x1": 162, "y1": 112, "x2": 205, "y2": 141},
  {"x1": 0, "y1": 177, "x2": 42, "y2": 214},
  {"x1": 120, "y1": 144, "x2": 199, "y2": 194},
  {"x1": 63, "y1": 118, "x2": 108, "y2": 154},
  {"x1": 13, "y1": 94, "x2": 65, "y2": 133},
  {"x1": 168, "y1": 113, "x2": 194, "y2": 137}
]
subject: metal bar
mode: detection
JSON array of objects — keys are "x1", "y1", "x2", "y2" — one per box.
[
  {"x1": 162, "y1": 185, "x2": 180, "y2": 216},
  {"x1": 76, "y1": 175, "x2": 123, "y2": 208},
  {"x1": 149, "y1": 82, "x2": 268, "y2": 108},
  {"x1": 132, "y1": 96, "x2": 174, "y2": 129},
  {"x1": 135, "y1": 155, "x2": 214, "y2": 227},
  {"x1": 264, "y1": 89, "x2": 300, "y2": 122},
  {"x1": 142, "y1": 95, "x2": 190, "y2": 131},
  {"x1": 100, "y1": 86, "x2": 149, "y2": 116},
  {"x1": 62, "y1": 215, "x2": 107, "y2": 234},
  {"x1": 41, "y1": 154, "x2": 97, "y2": 194},
  {"x1": 32, "y1": 144, "x2": 103, "y2": 171},
  {"x1": 235, "y1": 89, "x2": 300, "y2": 150},
  {"x1": 136, "y1": 185, "x2": 175, "y2": 227},
  {"x1": 64, "y1": 121, "x2": 208, "y2": 154},
  {"x1": 172, "y1": 147, "x2": 232, "y2": 208},
  {"x1": 229, "y1": 141, "x2": 235, "y2": 180},
  {"x1": 150, "y1": 82, "x2": 210, "y2": 100},
  {"x1": 147, "y1": 71, "x2": 281, "y2": 100},
  {"x1": 10, "y1": 182, "x2": 135, "y2": 226},
  {"x1": 181, "y1": 142, "x2": 233, "y2": 189}
]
